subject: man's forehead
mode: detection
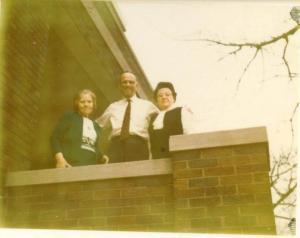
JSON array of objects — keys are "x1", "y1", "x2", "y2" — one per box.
[{"x1": 120, "y1": 73, "x2": 136, "y2": 81}]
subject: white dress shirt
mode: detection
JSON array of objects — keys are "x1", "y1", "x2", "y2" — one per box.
[
  {"x1": 152, "y1": 104, "x2": 196, "y2": 134},
  {"x1": 97, "y1": 95, "x2": 159, "y2": 139}
]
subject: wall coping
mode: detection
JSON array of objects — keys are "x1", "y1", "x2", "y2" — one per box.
[
  {"x1": 5, "y1": 158, "x2": 172, "y2": 187},
  {"x1": 169, "y1": 126, "x2": 268, "y2": 152},
  {"x1": 5, "y1": 127, "x2": 268, "y2": 187}
]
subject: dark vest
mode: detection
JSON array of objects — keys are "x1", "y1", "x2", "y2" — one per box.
[{"x1": 149, "y1": 107, "x2": 183, "y2": 159}]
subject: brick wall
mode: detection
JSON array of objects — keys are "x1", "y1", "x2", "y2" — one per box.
[
  {"x1": 2, "y1": 0, "x2": 51, "y2": 171},
  {"x1": 4, "y1": 175, "x2": 174, "y2": 231},
  {"x1": 3, "y1": 128, "x2": 276, "y2": 234},
  {"x1": 172, "y1": 143, "x2": 276, "y2": 235}
]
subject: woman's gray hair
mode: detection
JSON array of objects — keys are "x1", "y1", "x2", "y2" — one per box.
[{"x1": 73, "y1": 89, "x2": 97, "y2": 112}]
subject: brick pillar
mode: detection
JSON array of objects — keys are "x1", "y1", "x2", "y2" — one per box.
[{"x1": 171, "y1": 127, "x2": 276, "y2": 235}]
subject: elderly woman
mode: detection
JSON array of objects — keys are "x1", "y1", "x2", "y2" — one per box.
[
  {"x1": 149, "y1": 82, "x2": 195, "y2": 159},
  {"x1": 51, "y1": 89, "x2": 108, "y2": 168}
]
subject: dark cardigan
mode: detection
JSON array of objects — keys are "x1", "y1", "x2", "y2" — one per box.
[
  {"x1": 51, "y1": 111, "x2": 102, "y2": 166},
  {"x1": 149, "y1": 107, "x2": 183, "y2": 159}
]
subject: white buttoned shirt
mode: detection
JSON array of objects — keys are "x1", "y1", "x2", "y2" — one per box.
[
  {"x1": 152, "y1": 104, "x2": 196, "y2": 134},
  {"x1": 96, "y1": 95, "x2": 159, "y2": 139}
]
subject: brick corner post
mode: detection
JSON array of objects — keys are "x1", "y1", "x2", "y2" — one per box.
[{"x1": 170, "y1": 127, "x2": 277, "y2": 235}]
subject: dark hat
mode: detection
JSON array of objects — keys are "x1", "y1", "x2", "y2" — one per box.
[{"x1": 154, "y1": 82, "x2": 177, "y2": 101}]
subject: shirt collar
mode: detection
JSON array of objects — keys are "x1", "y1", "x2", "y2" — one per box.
[
  {"x1": 161, "y1": 103, "x2": 177, "y2": 112},
  {"x1": 122, "y1": 94, "x2": 138, "y2": 102}
]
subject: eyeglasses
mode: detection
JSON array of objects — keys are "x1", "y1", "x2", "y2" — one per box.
[{"x1": 157, "y1": 93, "x2": 173, "y2": 98}]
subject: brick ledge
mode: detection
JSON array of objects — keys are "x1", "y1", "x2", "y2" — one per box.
[
  {"x1": 170, "y1": 126, "x2": 268, "y2": 152},
  {"x1": 5, "y1": 158, "x2": 172, "y2": 187}
]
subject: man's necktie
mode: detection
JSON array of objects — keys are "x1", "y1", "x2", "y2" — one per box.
[{"x1": 120, "y1": 99, "x2": 131, "y2": 139}]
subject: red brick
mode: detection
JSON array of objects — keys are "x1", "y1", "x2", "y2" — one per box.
[
  {"x1": 189, "y1": 177, "x2": 219, "y2": 188},
  {"x1": 222, "y1": 194, "x2": 255, "y2": 205},
  {"x1": 173, "y1": 150, "x2": 200, "y2": 161},
  {"x1": 224, "y1": 215, "x2": 257, "y2": 227},
  {"x1": 136, "y1": 214, "x2": 164, "y2": 224},
  {"x1": 238, "y1": 183, "x2": 271, "y2": 194},
  {"x1": 220, "y1": 174, "x2": 253, "y2": 185},
  {"x1": 200, "y1": 147, "x2": 233, "y2": 159},
  {"x1": 174, "y1": 218, "x2": 191, "y2": 230},
  {"x1": 191, "y1": 217, "x2": 222, "y2": 228},
  {"x1": 205, "y1": 185, "x2": 237, "y2": 196},
  {"x1": 204, "y1": 166, "x2": 235, "y2": 176},
  {"x1": 107, "y1": 216, "x2": 136, "y2": 226},
  {"x1": 256, "y1": 214, "x2": 276, "y2": 226},
  {"x1": 67, "y1": 208, "x2": 93, "y2": 219},
  {"x1": 94, "y1": 189, "x2": 120, "y2": 199},
  {"x1": 255, "y1": 193, "x2": 273, "y2": 203},
  {"x1": 15, "y1": 195, "x2": 44, "y2": 203},
  {"x1": 78, "y1": 217, "x2": 106, "y2": 227},
  {"x1": 123, "y1": 206, "x2": 150, "y2": 215},
  {"x1": 250, "y1": 154, "x2": 269, "y2": 164},
  {"x1": 188, "y1": 159, "x2": 218, "y2": 168},
  {"x1": 233, "y1": 143, "x2": 269, "y2": 155},
  {"x1": 176, "y1": 208, "x2": 205, "y2": 219},
  {"x1": 174, "y1": 188, "x2": 205, "y2": 198},
  {"x1": 207, "y1": 227, "x2": 242, "y2": 234},
  {"x1": 147, "y1": 223, "x2": 174, "y2": 232},
  {"x1": 5, "y1": 187, "x2": 32, "y2": 196},
  {"x1": 174, "y1": 169, "x2": 203, "y2": 179},
  {"x1": 218, "y1": 155, "x2": 251, "y2": 166},
  {"x1": 242, "y1": 226, "x2": 276, "y2": 235},
  {"x1": 236, "y1": 164, "x2": 270, "y2": 174},
  {"x1": 240, "y1": 204, "x2": 274, "y2": 215},
  {"x1": 66, "y1": 191, "x2": 93, "y2": 201},
  {"x1": 134, "y1": 196, "x2": 164, "y2": 205},
  {"x1": 253, "y1": 172, "x2": 270, "y2": 183},
  {"x1": 107, "y1": 198, "x2": 136, "y2": 207},
  {"x1": 175, "y1": 199, "x2": 189, "y2": 209},
  {"x1": 94, "y1": 207, "x2": 123, "y2": 217},
  {"x1": 190, "y1": 196, "x2": 221, "y2": 207},
  {"x1": 151, "y1": 204, "x2": 173, "y2": 213},
  {"x1": 39, "y1": 210, "x2": 66, "y2": 220},
  {"x1": 206, "y1": 206, "x2": 239, "y2": 216},
  {"x1": 79, "y1": 199, "x2": 107, "y2": 209},
  {"x1": 173, "y1": 161, "x2": 187, "y2": 170},
  {"x1": 121, "y1": 188, "x2": 148, "y2": 198},
  {"x1": 174, "y1": 179, "x2": 188, "y2": 190}
]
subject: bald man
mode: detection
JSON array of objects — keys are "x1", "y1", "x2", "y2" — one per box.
[{"x1": 97, "y1": 72, "x2": 158, "y2": 163}]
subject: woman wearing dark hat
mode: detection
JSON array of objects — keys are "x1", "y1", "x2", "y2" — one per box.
[{"x1": 149, "y1": 82, "x2": 195, "y2": 159}]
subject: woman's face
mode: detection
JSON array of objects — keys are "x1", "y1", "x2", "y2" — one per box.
[
  {"x1": 78, "y1": 93, "x2": 94, "y2": 117},
  {"x1": 156, "y1": 88, "x2": 175, "y2": 110}
]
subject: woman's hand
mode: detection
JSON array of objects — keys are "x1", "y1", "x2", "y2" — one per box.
[
  {"x1": 101, "y1": 154, "x2": 110, "y2": 164},
  {"x1": 55, "y1": 152, "x2": 72, "y2": 168}
]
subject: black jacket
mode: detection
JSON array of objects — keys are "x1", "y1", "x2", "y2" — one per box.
[
  {"x1": 51, "y1": 112, "x2": 102, "y2": 166},
  {"x1": 149, "y1": 107, "x2": 183, "y2": 159}
]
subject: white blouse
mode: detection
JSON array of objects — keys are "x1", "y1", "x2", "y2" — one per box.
[
  {"x1": 152, "y1": 104, "x2": 196, "y2": 134},
  {"x1": 81, "y1": 117, "x2": 97, "y2": 152}
]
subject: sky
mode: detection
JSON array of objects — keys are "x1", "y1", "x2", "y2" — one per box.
[
  {"x1": 114, "y1": 1, "x2": 299, "y2": 234},
  {"x1": 115, "y1": 0, "x2": 299, "y2": 154}
]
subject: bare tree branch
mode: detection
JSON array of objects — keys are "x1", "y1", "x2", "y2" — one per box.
[
  {"x1": 183, "y1": 24, "x2": 300, "y2": 88},
  {"x1": 236, "y1": 48, "x2": 259, "y2": 91},
  {"x1": 275, "y1": 215, "x2": 294, "y2": 220},
  {"x1": 273, "y1": 184, "x2": 297, "y2": 208}
]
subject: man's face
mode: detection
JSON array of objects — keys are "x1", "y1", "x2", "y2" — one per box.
[{"x1": 120, "y1": 73, "x2": 138, "y2": 98}]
